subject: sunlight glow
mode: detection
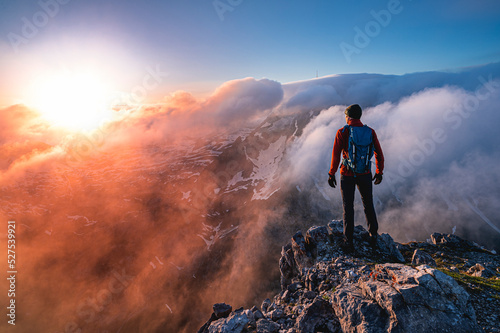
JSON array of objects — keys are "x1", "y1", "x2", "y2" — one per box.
[{"x1": 27, "y1": 70, "x2": 115, "y2": 131}]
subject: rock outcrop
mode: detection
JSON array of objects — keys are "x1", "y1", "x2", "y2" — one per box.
[
  {"x1": 411, "y1": 248, "x2": 437, "y2": 266},
  {"x1": 199, "y1": 221, "x2": 499, "y2": 332},
  {"x1": 333, "y1": 263, "x2": 477, "y2": 332}
]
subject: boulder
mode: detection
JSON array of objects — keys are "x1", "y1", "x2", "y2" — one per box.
[
  {"x1": 306, "y1": 225, "x2": 331, "y2": 258},
  {"x1": 411, "y1": 249, "x2": 436, "y2": 266},
  {"x1": 468, "y1": 263, "x2": 494, "y2": 278},
  {"x1": 353, "y1": 225, "x2": 370, "y2": 242},
  {"x1": 256, "y1": 319, "x2": 280, "y2": 333},
  {"x1": 261, "y1": 298, "x2": 272, "y2": 313},
  {"x1": 333, "y1": 263, "x2": 481, "y2": 333},
  {"x1": 208, "y1": 312, "x2": 250, "y2": 333},
  {"x1": 378, "y1": 233, "x2": 405, "y2": 263},
  {"x1": 213, "y1": 303, "x2": 232, "y2": 319},
  {"x1": 280, "y1": 243, "x2": 296, "y2": 290},
  {"x1": 291, "y1": 231, "x2": 313, "y2": 271},
  {"x1": 333, "y1": 284, "x2": 389, "y2": 332},
  {"x1": 251, "y1": 306, "x2": 265, "y2": 320},
  {"x1": 197, "y1": 303, "x2": 233, "y2": 333},
  {"x1": 306, "y1": 225, "x2": 330, "y2": 246},
  {"x1": 430, "y1": 233, "x2": 476, "y2": 249},
  {"x1": 296, "y1": 298, "x2": 340, "y2": 333},
  {"x1": 327, "y1": 220, "x2": 343, "y2": 236}
]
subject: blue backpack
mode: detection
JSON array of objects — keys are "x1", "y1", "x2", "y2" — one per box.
[{"x1": 342, "y1": 125, "x2": 374, "y2": 175}]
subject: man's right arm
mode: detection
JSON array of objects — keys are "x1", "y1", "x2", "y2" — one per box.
[{"x1": 329, "y1": 129, "x2": 343, "y2": 176}]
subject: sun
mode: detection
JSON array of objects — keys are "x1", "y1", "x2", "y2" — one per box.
[{"x1": 27, "y1": 69, "x2": 116, "y2": 131}]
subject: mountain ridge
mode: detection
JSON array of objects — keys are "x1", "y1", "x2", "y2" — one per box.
[{"x1": 198, "y1": 221, "x2": 499, "y2": 333}]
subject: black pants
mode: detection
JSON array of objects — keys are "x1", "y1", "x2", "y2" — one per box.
[{"x1": 340, "y1": 173, "x2": 378, "y2": 244}]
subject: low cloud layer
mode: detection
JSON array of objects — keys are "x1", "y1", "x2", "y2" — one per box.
[
  {"x1": 1, "y1": 63, "x2": 499, "y2": 332},
  {"x1": 285, "y1": 63, "x2": 500, "y2": 248}
]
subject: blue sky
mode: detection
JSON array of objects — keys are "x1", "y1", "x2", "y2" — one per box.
[{"x1": 1, "y1": 0, "x2": 500, "y2": 103}]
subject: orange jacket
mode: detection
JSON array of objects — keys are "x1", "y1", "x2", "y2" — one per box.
[{"x1": 329, "y1": 119, "x2": 384, "y2": 176}]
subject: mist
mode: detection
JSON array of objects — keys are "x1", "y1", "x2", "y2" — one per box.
[{"x1": 1, "y1": 64, "x2": 500, "y2": 332}]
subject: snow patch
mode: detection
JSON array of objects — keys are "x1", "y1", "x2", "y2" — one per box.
[
  {"x1": 197, "y1": 222, "x2": 239, "y2": 251},
  {"x1": 247, "y1": 136, "x2": 286, "y2": 200},
  {"x1": 182, "y1": 191, "x2": 191, "y2": 201}
]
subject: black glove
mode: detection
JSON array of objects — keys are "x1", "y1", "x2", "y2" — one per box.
[
  {"x1": 328, "y1": 174, "x2": 337, "y2": 188},
  {"x1": 373, "y1": 173, "x2": 383, "y2": 185}
]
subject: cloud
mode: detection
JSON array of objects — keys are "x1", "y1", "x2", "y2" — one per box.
[
  {"x1": 1, "y1": 63, "x2": 500, "y2": 333},
  {"x1": 284, "y1": 62, "x2": 500, "y2": 248},
  {"x1": 285, "y1": 84, "x2": 341, "y2": 111},
  {"x1": 205, "y1": 77, "x2": 284, "y2": 125},
  {"x1": 0, "y1": 104, "x2": 42, "y2": 144},
  {"x1": 0, "y1": 76, "x2": 286, "y2": 332}
]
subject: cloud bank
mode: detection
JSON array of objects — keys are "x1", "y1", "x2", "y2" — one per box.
[
  {"x1": 285, "y1": 62, "x2": 500, "y2": 248},
  {"x1": 1, "y1": 63, "x2": 500, "y2": 332}
]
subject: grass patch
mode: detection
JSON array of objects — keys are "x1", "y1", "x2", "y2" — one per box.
[
  {"x1": 434, "y1": 257, "x2": 446, "y2": 266},
  {"x1": 439, "y1": 269, "x2": 500, "y2": 292}
]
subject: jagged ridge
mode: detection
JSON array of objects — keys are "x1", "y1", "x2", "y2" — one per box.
[{"x1": 198, "y1": 221, "x2": 499, "y2": 333}]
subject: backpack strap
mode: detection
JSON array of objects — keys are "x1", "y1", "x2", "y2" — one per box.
[
  {"x1": 365, "y1": 125, "x2": 374, "y2": 170},
  {"x1": 341, "y1": 125, "x2": 356, "y2": 176}
]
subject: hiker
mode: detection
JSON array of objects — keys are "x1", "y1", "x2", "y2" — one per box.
[{"x1": 328, "y1": 104, "x2": 384, "y2": 252}]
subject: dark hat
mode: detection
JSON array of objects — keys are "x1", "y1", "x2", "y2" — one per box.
[{"x1": 345, "y1": 104, "x2": 362, "y2": 119}]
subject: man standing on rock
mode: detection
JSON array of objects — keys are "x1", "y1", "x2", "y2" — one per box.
[{"x1": 328, "y1": 104, "x2": 384, "y2": 252}]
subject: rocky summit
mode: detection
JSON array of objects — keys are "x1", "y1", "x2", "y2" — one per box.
[{"x1": 198, "y1": 220, "x2": 500, "y2": 333}]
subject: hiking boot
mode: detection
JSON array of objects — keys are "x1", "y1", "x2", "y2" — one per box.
[{"x1": 341, "y1": 240, "x2": 355, "y2": 254}]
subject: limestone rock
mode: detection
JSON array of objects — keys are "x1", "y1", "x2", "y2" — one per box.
[
  {"x1": 256, "y1": 319, "x2": 280, "y2": 333},
  {"x1": 295, "y1": 298, "x2": 340, "y2": 333},
  {"x1": 208, "y1": 312, "x2": 250, "y2": 333},
  {"x1": 378, "y1": 233, "x2": 405, "y2": 263},
  {"x1": 291, "y1": 230, "x2": 313, "y2": 271},
  {"x1": 333, "y1": 263, "x2": 481, "y2": 333},
  {"x1": 306, "y1": 225, "x2": 330, "y2": 244},
  {"x1": 213, "y1": 303, "x2": 232, "y2": 319},
  {"x1": 327, "y1": 220, "x2": 343, "y2": 236},
  {"x1": 333, "y1": 284, "x2": 389, "y2": 332},
  {"x1": 199, "y1": 222, "x2": 498, "y2": 333},
  {"x1": 280, "y1": 243, "x2": 296, "y2": 290},
  {"x1": 468, "y1": 263, "x2": 494, "y2": 278},
  {"x1": 305, "y1": 225, "x2": 330, "y2": 257},
  {"x1": 261, "y1": 298, "x2": 272, "y2": 313},
  {"x1": 411, "y1": 249, "x2": 436, "y2": 266}
]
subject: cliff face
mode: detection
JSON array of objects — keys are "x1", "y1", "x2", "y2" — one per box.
[{"x1": 198, "y1": 221, "x2": 500, "y2": 333}]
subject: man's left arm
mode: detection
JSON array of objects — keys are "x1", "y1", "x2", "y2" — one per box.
[{"x1": 372, "y1": 130, "x2": 384, "y2": 175}]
